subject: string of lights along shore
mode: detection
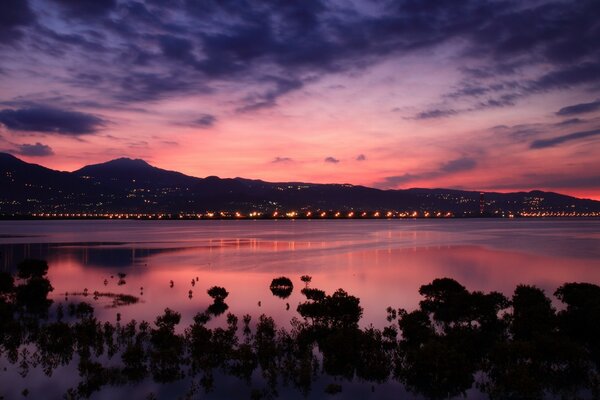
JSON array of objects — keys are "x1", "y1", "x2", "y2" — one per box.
[{"x1": 1, "y1": 1, "x2": 599, "y2": 205}]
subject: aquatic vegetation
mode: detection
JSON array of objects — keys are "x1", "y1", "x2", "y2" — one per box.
[
  {"x1": 207, "y1": 286, "x2": 229, "y2": 302},
  {"x1": 300, "y1": 275, "x2": 312, "y2": 287},
  {"x1": 1, "y1": 262, "x2": 600, "y2": 399},
  {"x1": 68, "y1": 291, "x2": 140, "y2": 308},
  {"x1": 17, "y1": 259, "x2": 49, "y2": 279},
  {"x1": 269, "y1": 276, "x2": 293, "y2": 299}
]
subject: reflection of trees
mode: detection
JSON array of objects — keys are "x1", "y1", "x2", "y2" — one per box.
[
  {"x1": 2, "y1": 263, "x2": 600, "y2": 399},
  {"x1": 269, "y1": 276, "x2": 293, "y2": 299}
]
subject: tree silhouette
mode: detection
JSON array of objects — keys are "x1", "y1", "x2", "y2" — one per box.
[
  {"x1": 207, "y1": 286, "x2": 229, "y2": 302},
  {"x1": 270, "y1": 277, "x2": 293, "y2": 299}
]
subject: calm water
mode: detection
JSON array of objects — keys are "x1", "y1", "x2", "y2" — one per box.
[{"x1": 1, "y1": 219, "x2": 599, "y2": 399}]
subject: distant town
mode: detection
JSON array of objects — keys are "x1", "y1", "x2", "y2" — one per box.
[
  {"x1": 3, "y1": 209, "x2": 598, "y2": 220},
  {"x1": 2, "y1": 153, "x2": 600, "y2": 218}
]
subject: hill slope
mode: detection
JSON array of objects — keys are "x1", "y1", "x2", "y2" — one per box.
[{"x1": 1, "y1": 153, "x2": 599, "y2": 215}]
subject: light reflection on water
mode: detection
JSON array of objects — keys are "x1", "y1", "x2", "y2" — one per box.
[
  {"x1": 1, "y1": 219, "x2": 600, "y2": 399},
  {"x1": 1, "y1": 219, "x2": 599, "y2": 328}
]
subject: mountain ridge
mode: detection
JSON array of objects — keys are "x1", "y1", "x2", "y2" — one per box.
[{"x1": 1, "y1": 152, "x2": 599, "y2": 216}]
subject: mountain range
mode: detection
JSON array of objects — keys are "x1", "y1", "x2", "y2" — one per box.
[{"x1": 1, "y1": 152, "x2": 599, "y2": 216}]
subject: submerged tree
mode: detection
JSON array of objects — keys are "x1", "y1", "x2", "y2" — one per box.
[
  {"x1": 2, "y1": 260, "x2": 600, "y2": 400},
  {"x1": 15, "y1": 259, "x2": 54, "y2": 314},
  {"x1": 270, "y1": 277, "x2": 294, "y2": 299},
  {"x1": 207, "y1": 286, "x2": 229, "y2": 302},
  {"x1": 300, "y1": 275, "x2": 312, "y2": 287}
]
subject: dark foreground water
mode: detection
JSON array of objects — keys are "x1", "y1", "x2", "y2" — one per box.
[{"x1": 0, "y1": 219, "x2": 599, "y2": 399}]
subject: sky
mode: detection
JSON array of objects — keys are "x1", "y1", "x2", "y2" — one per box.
[{"x1": 0, "y1": 0, "x2": 599, "y2": 199}]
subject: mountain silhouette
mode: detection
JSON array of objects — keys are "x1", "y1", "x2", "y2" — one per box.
[{"x1": 1, "y1": 153, "x2": 599, "y2": 215}]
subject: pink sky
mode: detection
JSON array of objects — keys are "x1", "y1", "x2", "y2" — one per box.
[{"x1": 1, "y1": 0, "x2": 599, "y2": 199}]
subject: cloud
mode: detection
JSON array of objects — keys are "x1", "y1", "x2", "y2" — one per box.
[
  {"x1": 0, "y1": 0, "x2": 35, "y2": 43},
  {"x1": 482, "y1": 174, "x2": 600, "y2": 192},
  {"x1": 530, "y1": 128, "x2": 600, "y2": 149},
  {"x1": 356, "y1": 154, "x2": 366, "y2": 161},
  {"x1": 158, "y1": 34, "x2": 195, "y2": 62},
  {"x1": 15, "y1": 142, "x2": 54, "y2": 156},
  {"x1": 0, "y1": 106, "x2": 104, "y2": 135},
  {"x1": 555, "y1": 118, "x2": 585, "y2": 127},
  {"x1": 440, "y1": 157, "x2": 477, "y2": 173},
  {"x1": 324, "y1": 157, "x2": 339, "y2": 164},
  {"x1": 2, "y1": 0, "x2": 600, "y2": 119},
  {"x1": 114, "y1": 72, "x2": 211, "y2": 102},
  {"x1": 413, "y1": 109, "x2": 457, "y2": 120},
  {"x1": 272, "y1": 157, "x2": 293, "y2": 163},
  {"x1": 377, "y1": 157, "x2": 478, "y2": 188},
  {"x1": 530, "y1": 62, "x2": 600, "y2": 92},
  {"x1": 556, "y1": 99, "x2": 600, "y2": 116},
  {"x1": 191, "y1": 114, "x2": 217, "y2": 128},
  {"x1": 379, "y1": 174, "x2": 420, "y2": 187},
  {"x1": 49, "y1": 0, "x2": 117, "y2": 18},
  {"x1": 237, "y1": 77, "x2": 304, "y2": 112}
]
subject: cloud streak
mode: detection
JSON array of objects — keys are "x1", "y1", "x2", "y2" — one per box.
[
  {"x1": 557, "y1": 100, "x2": 600, "y2": 116},
  {"x1": 378, "y1": 157, "x2": 478, "y2": 188},
  {"x1": 15, "y1": 142, "x2": 54, "y2": 156},
  {"x1": 272, "y1": 157, "x2": 293, "y2": 164},
  {"x1": 530, "y1": 129, "x2": 600, "y2": 149},
  {"x1": 190, "y1": 114, "x2": 216, "y2": 128},
  {"x1": 0, "y1": 106, "x2": 104, "y2": 135}
]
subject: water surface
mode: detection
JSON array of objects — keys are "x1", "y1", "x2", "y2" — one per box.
[{"x1": 1, "y1": 219, "x2": 599, "y2": 399}]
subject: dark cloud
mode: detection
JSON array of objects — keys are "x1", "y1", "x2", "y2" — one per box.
[
  {"x1": 482, "y1": 174, "x2": 600, "y2": 192},
  {"x1": 377, "y1": 157, "x2": 478, "y2": 188},
  {"x1": 237, "y1": 77, "x2": 304, "y2": 112},
  {"x1": 501, "y1": 124, "x2": 542, "y2": 141},
  {"x1": 324, "y1": 157, "x2": 339, "y2": 164},
  {"x1": 557, "y1": 99, "x2": 600, "y2": 116},
  {"x1": 191, "y1": 114, "x2": 216, "y2": 128},
  {"x1": 50, "y1": 0, "x2": 117, "y2": 18},
  {"x1": 0, "y1": 106, "x2": 104, "y2": 135},
  {"x1": 413, "y1": 109, "x2": 457, "y2": 120},
  {"x1": 379, "y1": 174, "x2": 420, "y2": 187},
  {"x1": 467, "y1": 1, "x2": 600, "y2": 63},
  {"x1": 158, "y1": 34, "x2": 195, "y2": 62},
  {"x1": 15, "y1": 142, "x2": 54, "y2": 156},
  {"x1": 555, "y1": 118, "x2": 585, "y2": 127},
  {"x1": 272, "y1": 157, "x2": 293, "y2": 164},
  {"x1": 114, "y1": 72, "x2": 211, "y2": 102},
  {"x1": 530, "y1": 128, "x2": 600, "y2": 149},
  {"x1": 440, "y1": 157, "x2": 477, "y2": 173},
  {"x1": 35, "y1": 26, "x2": 107, "y2": 53},
  {"x1": 0, "y1": 0, "x2": 35, "y2": 44},
  {"x1": 3, "y1": 0, "x2": 600, "y2": 116},
  {"x1": 531, "y1": 62, "x2": 600, "y2": 92},
  {"x1": 477, "y1": 93, "x2": 520, "y2": 109},
  {"x1": 356, "y1": 154, "x2": 366, "y2": 161}
]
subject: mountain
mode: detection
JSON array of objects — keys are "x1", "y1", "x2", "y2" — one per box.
[
  {"x1": 75, "y1": 158, "x2": 195, "y2": 186},
  {"x1": 1, "y1": 152, "x2": 599, "y2": 216}
]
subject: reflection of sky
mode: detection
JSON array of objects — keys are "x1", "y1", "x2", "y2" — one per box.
[
  {"x1": 1, "y1": 219, "x2": 599, "y2": 328},
  {"x1": 1, "y1": 219, "x2": 598, "y2": 399}
]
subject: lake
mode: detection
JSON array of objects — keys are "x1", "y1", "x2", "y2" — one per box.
[{"x1": 1, "y1": 219, "x2": 599, "y2": 399}]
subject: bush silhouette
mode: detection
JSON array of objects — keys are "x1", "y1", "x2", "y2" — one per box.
[
  {"x1": 207, "y1": 286, "x2": 229, "y2": 302},
  {"x1": 270, "y1": 276, "x2": 293, "y2": 299},
  {"x1": 17, "y1": 259, "x2": 49, "y2": 279}
]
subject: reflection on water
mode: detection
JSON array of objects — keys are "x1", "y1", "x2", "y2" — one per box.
[
  {"x1": 0, "y1": 219, "x2": 599, "y2": 398},
  {"x1": 1, "y1": 219, "x2": 599, "y2": 327},
  {"x1": 1, "y1": 260, "x2": 600, "y2": 400}
]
